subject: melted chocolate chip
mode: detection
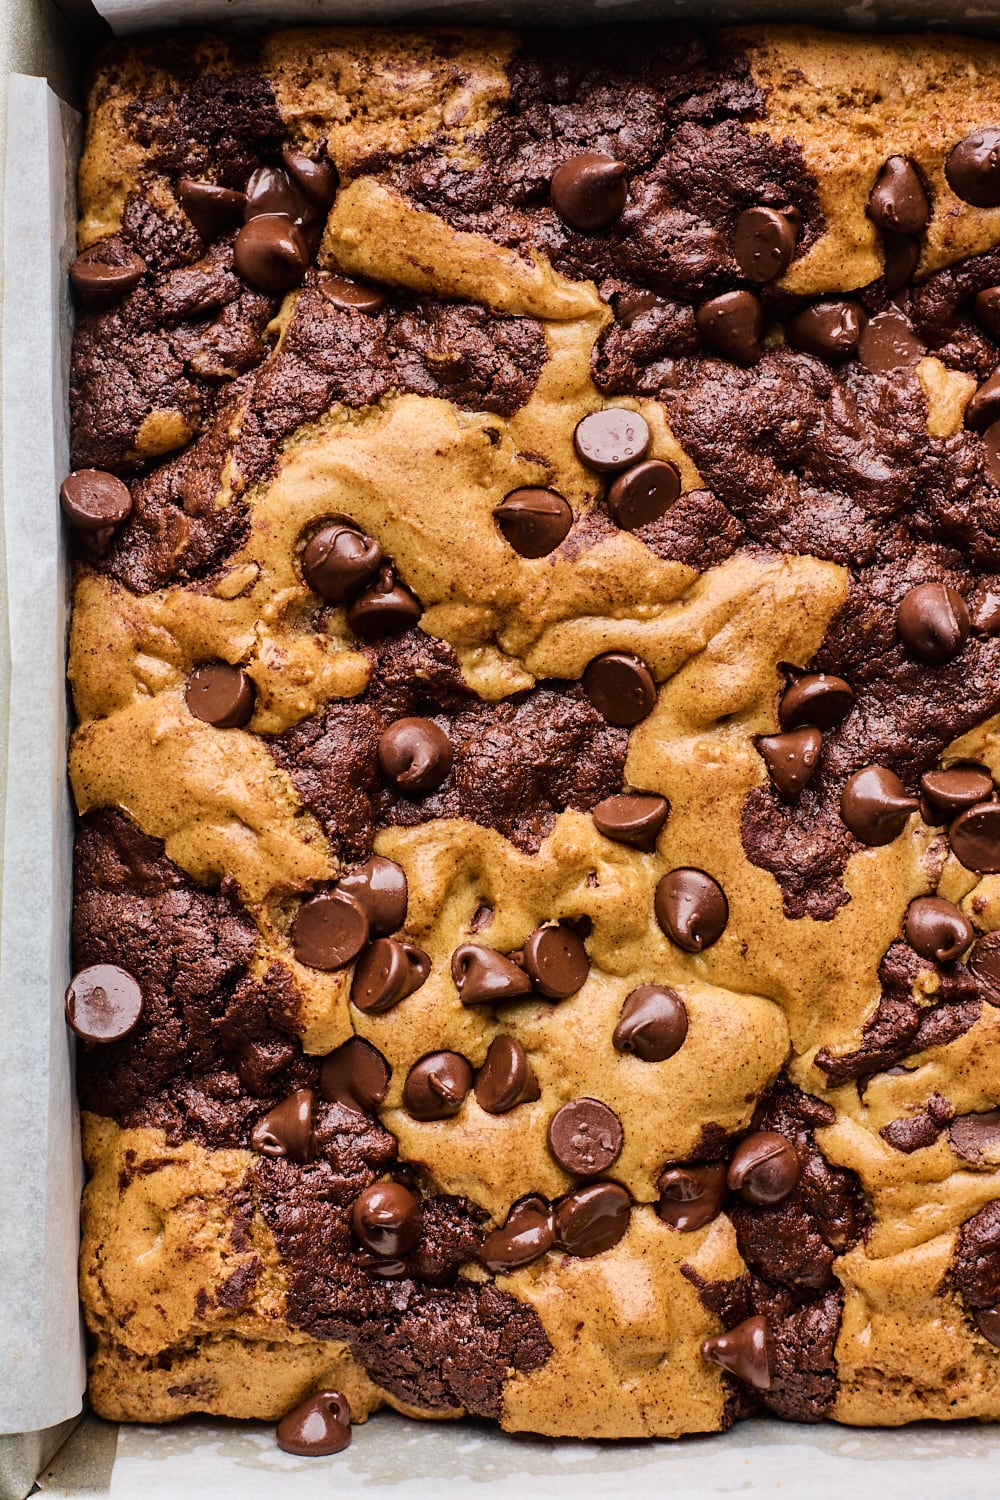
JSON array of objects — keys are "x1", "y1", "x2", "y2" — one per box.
[
  {"x1": 840, "y1": 766, "x2": 919, "y2": 846},
  {"x1": 882, "y1": 231, "x2": 921, "y2": 294},
  {"x1": 550, "y1": 153, "x2": 628, "y2": 233},
  {"x1": 554, "y1": 1181, "x2": 631, "y2": 1257},
  {"x1": 733, "y1": 206, "x2": 797, "y2": 283},
  {"x1": 857, "y1": 308, "x2": 924, "y2": 373},
  {"x1": 777, "y1": 673, "x2": 853, "y2": 731},
  {"x1": 727, "y1": 1130, "x2": 800, "y2": 1205},
  {"x1": 301, "y1": 520, "x2": 382, "y2": 602},
  {"x1": 474, "y1": 1035, "x2": 539, "y2": 1114},
  {"x1": 69, "y1": 242, "x2": 145, "y2": 305},
  {"x1": 65, "y1": 963, "x2": 144, "y2": 1043},
  {"x1": 451, "y1": 944, "x2": 533, "y2": 1006},
  {"x1": 975, "y1": 286, "x2": 1000, "y2": 340},
  {"x1": 291, "y1": 889, "x2": 370, "y2": 970},
  {"x1": 377, "y1": 717, "x2": 453, "y2": 795},
  {"x1": 967, "y1": 931, "x2": 1000, "y2": 999},
  {"x1": 976, "y1": 1308, "x2": 1000, "y2": 1347},
  {"x1": 950, "y1": 1111, "x2": 1000, "y2": 1165},
  {"x1": 319, "y1": 1037, "x2": 391, "y2": 1113},
  {"x1": 921, "y1": 764, "x2": 995, "y2": 821},
  {"x1": 548, "y1": 1098, "x2": 623, "y2": 1176},
  {"x1": 897, "y1": 583, "x2": 970, "y2": 663},
  {"x1": 786, "y1": 300, "x2": 863, "y2": 361},
  {"x1": 176, "y1": 179, "x2": 246, "y2": 240},
  {"x1": 946, "y1": 128, "x2": 1000, "y2": 208},
  {"x1": 757, "y1": 726, "x2": 822, "y2": 801},
  {"x1": 905, "y1": 896, "x2": 974, "y2": 963},
  {"x1": 494, "y1": 488, "x2": 573, "y2": 557},
  {"x1": 573, "y1": 408, "x2": 651, "y2": 474},
  {"x1": 867, "y1": 156, "x2": 931, "y2": 236},
  {"x1": 695, "y1": 290, "x2": 763, "y2": 364},
  {"x1": 352, "y1": 1181, "x2": 422, "y2": 1258},
  {"x1": 965, "y1": 372, "x2": 1000, "y2": 433},
  {"x1": 346, "y1": 566, "x2": 422, "y2": 638},
  {"x1": 582, "y1": 651, "x2": 656, "y2": 726},
  {"x1": 276, "y1": 1390, "x2": 351, "y2": 1457},
  {"x1": 950, "y1": 801, "x2": 1000, "y2": 873},
  {"x1": 605, "y1": 459, "x2": 681, "y2": 530},
  {"x1": 479, "y1": 1196, "x2": 555, "y2": 1273},
  {"x1": 281, "y1": 145, "x2": 338, "y2": 211},
  {"x1": 403, "y1": 1052, "x2": 474, "y2": 1120},
  {"x1": 184, "y1": 663, "x2": 256, "y2": 728},
  {"x1": 243, "y1": 165, "x2": 312, "y2": 226},
  {"x1": 701, "y1": 1314, "x2": 773, "y2": 1389},
  {"x1": 520, "y1": 924, "x2": 590, "y2": 1000},
  {"x1": 319, "y1": 274, "x2": 387, "y2": 313},
  {"x1": 591, "y1": 792, "x2": 669, "y2": 850},
  {"x1": 336, "y1": 856, "x2": 407, "y2": 938},
  {"x1": 655, "y1": 868, "x2": 729, "y2": 952},
  {"x1": 656, "y1": 1162, "x2": 727, "y2": 1231},
  {"x1": 613, "y1": 984, "x2": 688, "y2": 1062},
  {"x1": 59, "y1": 470, "x2": 132, "y2": 532},
  {"x1": 233, "y1": 214, "x2": 309, "y2": 293},
  {"x1": 984, "y1": 422, "x2": 1000, "y2": 486},
  {"x1": 250, "y1": 1088, "x2": 315, "y2": 1163},
  {"x1": 350, "y1": 938, "x2": 430, "y2": 1014}
]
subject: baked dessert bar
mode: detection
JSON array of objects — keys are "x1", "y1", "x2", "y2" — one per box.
[{"x1": 63, "y1": 22, "x2": 1000, "y2": 1442}]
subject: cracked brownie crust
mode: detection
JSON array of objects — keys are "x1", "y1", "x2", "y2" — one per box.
[{"x1": 67, "y1": 21, "x2": 1000, "y2": 1440}]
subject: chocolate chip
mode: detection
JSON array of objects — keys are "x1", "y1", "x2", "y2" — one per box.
[
  {"x1": 949, "y1": 1111, "x2": 1000, "y2": 1165},
  {"x1": 701, "y1": 1315, "x2": 773, "y2": 1390},
  {"x1": 233, "y1": 214, "x2": 309, "y2": 293},
  {"x1": 757, "y1": 726, "x2": 822, "y2": 801},
  {"x1": 548, "y1": 1098, "x2": 623, "y2": 1175},
  {"x1": 319, "y1": 274, "x2": 387, "y2": 314},
  {"x1": 550, "y1": 152, "x2": 628, "y2": 232},
  {"x1": 281, "y1": 145, "x2": 339, "y2": 211},
  {"x1": 613, "y1": 984, "x2": 688, "y2": 1062},
  {"x1": 840, "y1": 766, "x2": 919, "y2": 846},
  {"x1": 377, "y1": 717, "x2": 453, "y2": 795},
  {"x1": 336, "y1": 856, "x2": 407, "y2": 937},
  {"x1": 301, "y1": 520, "x2": 381, "y2": 601},
  {"x1": 882, "y1": 231, "x2": 921, "y2": 294},
  {"x1": 65, "y1": 964, "x2": 144, "y2": 1043},
  {"x1": 352, "y1": 1181, "x2": 422, "y2": 1258},
  {"x1": 403, "y1": 1051, "x2": 474, "y2": 1120},
  {"x1": 176, "y1": 178, "x2": 246, "y2": 240},
  {"x1": 950, "y1": 801, "x2": 1000, "y2": 873},
  {"x1": 727, "y1": 1130, "x2": 800, "y2": 1205},
  {"x1": 973, "y1": 588, "x2": 1000, "y2": 635},
  {"x1": 319, "y1": 1037, "x2": 390, "y2": 1113},
  {"x1": 250, "y1": 1088, "x2": 315, "y2": 1162},
  {"x1": 786, "y1": 300, "x2": 863, "y2": 361},
  {"x1": 965, "y1": 371, "x2": 1000, "y2": 433},
  {"x1": 778, "y1": 672, "x2": 853, "y2": 731},
  {"x1": 975, "y1": 287, "x2": 1000, "y2": 340},
  {"x1": 946, "y1": 128, "x2": 1000, "y2": 207},
  {"x1": 451, "y1": 943, "x2": 533, "y2": 1006},
  {"x1": 695, "y1": 290, "x2": 763, "y2": 364},
  {"x1": 591, "y1": 792, "x2": 669, "y2": 851},
  {"x1": 970, "y1": 930, "x2": 1000, "y2": 998},
  {"x1": 857, "y1": 308, "x2": 924, "y2": 374},
  {"x1": 656, "y1": 1162, "x2": 727, "y2": 1231},
  {"x1": 655, "y1": 869, "x2": 729, "y2": 953},
  {"x1": 905, "y1": 896, "x2": 974, "y2": 963},
  {"x1": 733, "y1": 206, "x2": 798, "y2": 283},
  {"x1": 243, "y1": 165, "x2": 312, "y2": 226},
  {"x1": 474, "y1": 1036, "x2": 539, "y2": 1114},
  {"x1": 59, "y1": 470, "x2": 132, "y2": 533},
  {"x1": 493, "y1": 488, "x2": 573, "y2": 557},
  {"x1": 582, "y1": 651, "x2": 656, "y2": 726},
  {"x1": 897, "y1": 582, "x2": 970, "y2": 664},
  {"x1": 554, "y1": 1181, "x2": 631, "y2": 1257},
  {"x1": 867, "y1": 156, "x2": 931, "y2": 236},
  {"x1": 984, "y1": 422, "x2": 1000, "y2": 485},
  {"x1": 975, "y1": 1308, "x2": 1000, "y2": 1347},
  {"x1": 573, "y1": 408, "x2": 651, "y2": 474},
  {"x1": 921, "y1": 764, "x2": 995, "y2": 820},
  {"x1": 69, "y1": 243, "x2": 145, "y2": 305},
  {"x1": 346, "y1": 565, "x2": 422, "y2": 638},
  {"x1": 605, "y1": 459, "x2": 681, "y2": 530},
  {"x1": 291, "y1": 889, "x2": 370, "y2": 970},
  {"x1": 276, "y1": 1391, "x2": 351, "y2": 1457},
  {"x1": 479, "y1": 1196, "x2": 555, "y2": 1273},
  {"x1": 520, "y1": 924, "x2": 590, "y2": 1000},
  {"x1": 350, "y1": 937, "x2": 430, "y2": 1014},
  {"x1": 184, "y1": 663, "x2": 256, "y2": 728}
]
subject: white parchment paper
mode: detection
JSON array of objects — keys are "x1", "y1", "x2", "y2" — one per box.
[{"x1": 0, "y1": 73, "x2": 85, "y2": 1436}]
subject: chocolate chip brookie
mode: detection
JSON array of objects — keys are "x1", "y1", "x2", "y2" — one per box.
[{"x1": 64, "y1": 21, "x2": 1000, "y2": 1444}]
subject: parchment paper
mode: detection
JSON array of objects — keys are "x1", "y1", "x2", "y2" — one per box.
[{"x1": 0, "y1": 73, "x2": 85, "y2": 1436}]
